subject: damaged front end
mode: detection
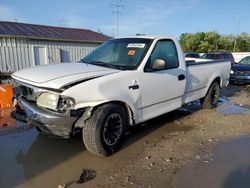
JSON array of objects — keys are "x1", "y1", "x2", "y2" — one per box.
[{"x1": 12, "y1": 82, "x2": 85, "y2": 138}]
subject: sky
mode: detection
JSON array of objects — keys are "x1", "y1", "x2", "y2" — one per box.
[{"x1": 0, "y1": 0, "x2": 249, "y2": 38}]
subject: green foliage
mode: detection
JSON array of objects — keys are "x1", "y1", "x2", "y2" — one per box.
[
  {"x1": 236, "y1": 32, "x2": 250, "y2": 52},
  {"x1": 179, "y1": 31, "x2": 250, "y2": 53}
]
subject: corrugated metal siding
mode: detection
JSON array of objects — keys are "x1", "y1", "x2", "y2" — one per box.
[{"x1": 0, "y1": 37, "x2": 100, "y2": 72}]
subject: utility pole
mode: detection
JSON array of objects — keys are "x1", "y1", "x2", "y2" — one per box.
[
  {"x1": 215, "y1": 39, "x2": 218, "y2": 52},
  {"x1": 98, "y1": 27, "x2": 102, "y2": 33},
  {"x1": 233, "y1": 17, "x2": 241, "y2": 52},
  {"x1": 59, "y1": 17, "x2": 69, "y2": 27},
  {"x1": 110, "y1": 0, "x2": 123, "y2": 37}
]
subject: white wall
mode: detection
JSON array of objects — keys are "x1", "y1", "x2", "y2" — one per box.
[{"x1": 232, "y1": 52, "x2": 250, "y2": 63}]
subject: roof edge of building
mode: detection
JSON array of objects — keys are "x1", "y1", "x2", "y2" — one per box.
[
  {"x1": 0, "y1": 21, "x2": 112, "y2": 42},
  {"x1": 0, "y1": 21, "x2": 97, "y2": 33},
  {"x1": 0, "y1": 34, "x2": 109, "y2": 43}
]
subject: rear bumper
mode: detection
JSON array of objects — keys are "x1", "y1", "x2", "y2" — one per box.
[{"x1": 14, "y1": 97, "x2": 78, "y2": 138}]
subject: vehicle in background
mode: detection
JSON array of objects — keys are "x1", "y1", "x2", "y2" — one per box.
[
  {"x1": 230, "y1": 56, "x2": 250, "y2": 84},
  {"x1": 201, "y1": 52, "x2": 235, "y2": 64},
  {"x1": 185, "y1": 52, "x2": 200, "y2": 58}
]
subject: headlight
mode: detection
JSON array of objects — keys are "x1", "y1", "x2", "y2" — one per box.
[
  {"x1": 230, "y1": 70, "x2": 234, "y2": 74},
  {"x1": 37, "y1": 92, "x2": 59, "y2": 110}
]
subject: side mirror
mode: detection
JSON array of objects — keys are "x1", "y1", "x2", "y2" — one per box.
[{"x1": 152, "y1": 59, "x2": 166, "y2": 71}]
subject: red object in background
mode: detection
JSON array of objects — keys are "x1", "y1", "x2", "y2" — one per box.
[{"x1": 0, "y1": 84, "x2": 14, "y2": 108}]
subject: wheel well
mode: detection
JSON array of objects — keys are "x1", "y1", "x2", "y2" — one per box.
[
  {"x1": 214, "y1": 77, "x2": 221, "y2": 86},
  {"x1": 202, "y1": 77, "x2": 221, "y2": 101},
  {"x1": 92, "y1": 101, "x2": 134, "y2": 126}
]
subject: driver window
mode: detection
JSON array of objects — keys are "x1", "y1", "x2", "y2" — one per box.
[{"x1": 148, "y1": 40, "x2": 179, "y2": 70}]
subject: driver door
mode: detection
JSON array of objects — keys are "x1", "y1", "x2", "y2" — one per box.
[{"x1": 139, "y1": 39, "x2": 186, "y2": 121}]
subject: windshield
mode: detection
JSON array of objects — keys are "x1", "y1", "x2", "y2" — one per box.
[
  {"x1": 81, "y1": 38, "x2": 152, "y2": 70},
  {"x1": 238, "y1": 56, "x2": 250, "y2": 65}
]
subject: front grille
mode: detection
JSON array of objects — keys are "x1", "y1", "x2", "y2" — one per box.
[
  {"x1": 235, "y1": 71, "x2": 250, "y2": 75},
  {"x1": 20, "y1": 85, "x2": 40, "y2": 102}
]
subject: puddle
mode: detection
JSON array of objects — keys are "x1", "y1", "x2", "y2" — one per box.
[
  {"x1": 218, "y1": 96, "x2": 228, "y2": 104},
  {"x1": 179, "y1": 96, "x2": 249, "y2": 115},
  {"x1": 216, "y1": 103, "x2": 248, "y2": 115},
  {"x1": 180, "y1": 100, "x2": 201, "y2": 113},
  {"x1": 0, "y1": 128, "x2": 39, "y2": 188},
  {"x1": 216, "y1": 97, "x2": 249, "y2": 115},
  {"x1": 173, "y1": 135, "x2": 250, "y2": 188}
]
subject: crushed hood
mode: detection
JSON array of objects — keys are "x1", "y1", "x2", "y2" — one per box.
[{"x1": 12, "y1": 63, "x2": 120, "y2": 89}]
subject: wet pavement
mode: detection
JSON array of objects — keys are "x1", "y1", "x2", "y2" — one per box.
[
  {"x1": 0, "y1": 128, "x2": 38, "y2": 188},
  {"x1": 173, "y1": 135, "x2": 250, "y2": 188},
  {"x1": 0, "y1": 106, "x2": 194, "y2": 188},
  {"x1": 216, "y1": 97, "x2": 249, "y2": 115}
]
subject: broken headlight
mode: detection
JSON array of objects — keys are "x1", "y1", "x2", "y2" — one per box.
[{"x1": 57, "y1": 96, "x2": 75, "y2": 111}]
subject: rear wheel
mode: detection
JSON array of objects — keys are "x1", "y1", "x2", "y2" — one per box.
[
  {"x1": 200, "y1": 81, "x2": 220, "y2": 109},
  {"x1": 82, "y1": 103, "x2": 127, "y2": 156}
]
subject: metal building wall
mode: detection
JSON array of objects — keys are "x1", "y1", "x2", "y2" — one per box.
[{"x1": 0, "y1": 37, "x2": 100, "y2": 72}]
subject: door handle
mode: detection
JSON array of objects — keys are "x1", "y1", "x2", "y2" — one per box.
[
  {"x1": 129, "y1": 85, "x2": 139, "y2": 90},
  {"x1": 129, "y1": 80, "x2": 139, "y2": 90},
  {"x1": 178, "y1": 74, "x2": 185, "y2": 81}
]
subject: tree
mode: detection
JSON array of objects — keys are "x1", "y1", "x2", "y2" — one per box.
[
  {"x1": 218, "y1": 35, "x2": 234, "y2": 52},
  {"x1": 179, "y1": 31, "x2": 250, "y2": 53},
  {"x1": 236, "y1": 32, "x2": 250, "y2": 52}
]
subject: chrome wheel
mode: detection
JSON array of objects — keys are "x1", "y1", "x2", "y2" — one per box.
[{"x1": 103, "y1": 113, "x2": 123, "y2": 146}]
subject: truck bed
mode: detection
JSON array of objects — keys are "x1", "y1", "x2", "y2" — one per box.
[{"x1": 183, "y1": 59, "x2": 231, "y2": 104}]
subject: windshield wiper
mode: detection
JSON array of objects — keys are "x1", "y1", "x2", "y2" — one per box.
[
  {"x1": 90, "y1": 61, "x2": 117, "y2": 69},
  {"x1": 80, "y1": 59, "x2": 88, "y2": 63}
]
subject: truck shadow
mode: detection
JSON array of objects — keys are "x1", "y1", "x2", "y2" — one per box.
[
  {"x1": 221, "y1": 84, "x2": 246, "y2": 97},
  {"x1": 122, "y1": 107, "x2": 196, "y2": 150}
]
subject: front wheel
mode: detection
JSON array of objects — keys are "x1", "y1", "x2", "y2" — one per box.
[
  {"x1": 200, "y1": 81, "x2": 221, "y2": 109},
  {"x1": 82, "y1": 103, "x2": 127, "y2": 156}
]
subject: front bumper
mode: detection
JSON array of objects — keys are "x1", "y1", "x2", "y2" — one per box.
[
  {"x1": 14, "y1": 97, "x2": 78, "y2": 138},
  {"x1": 230, "y1": 74, "x2": 250, "y2": 84}
]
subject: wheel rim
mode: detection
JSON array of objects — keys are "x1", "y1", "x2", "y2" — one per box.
[
  {"x1": 103, "y1": 113, "x2": 123, "y2": 146},
  {"x1": 211, "y1": 85, "x2": 219, "y2": 105}
]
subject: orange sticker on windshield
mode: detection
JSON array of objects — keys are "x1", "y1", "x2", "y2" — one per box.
[{"x1": 128, "y1": 50, "x2": 136, "y2": 56}]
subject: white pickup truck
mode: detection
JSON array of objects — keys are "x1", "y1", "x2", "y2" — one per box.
[{"x1": 12, "y1": 36, "x2": 231, "y2": 156}]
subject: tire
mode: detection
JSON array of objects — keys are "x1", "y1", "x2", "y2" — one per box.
[
  {"x1": 200, "y1": 81, "x2": 221, "y2": 109},
  {"x1": 82, "y1": 103, "x2": 127, "y2": 157}
]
